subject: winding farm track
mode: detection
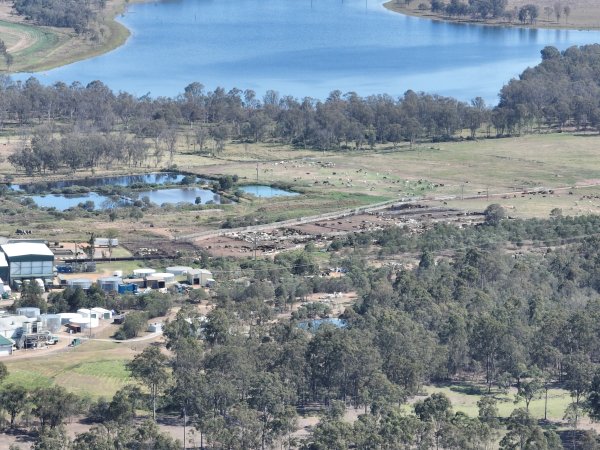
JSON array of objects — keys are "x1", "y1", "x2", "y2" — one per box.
[{"x1": 0, "y1": 24, "x2": 34, "y2": 53}]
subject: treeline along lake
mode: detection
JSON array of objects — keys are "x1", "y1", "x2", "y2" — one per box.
[{"x1": 13, "y1": 0, "x2": 600, "y2": 103}]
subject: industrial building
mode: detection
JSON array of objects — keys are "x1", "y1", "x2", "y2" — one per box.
[
  {"x1": 187, "y1": 269, "x2": 215, "y2": 287},
  {"x1": 0, "y1": 242, "x2": 54, "y2": 288}
]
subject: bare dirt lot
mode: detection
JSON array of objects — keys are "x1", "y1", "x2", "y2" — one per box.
[{"x1": 195, "y1": 204, "x2": 483, "y2": 258}]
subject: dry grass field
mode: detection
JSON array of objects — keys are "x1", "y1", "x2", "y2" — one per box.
[{"x1": 2, "y1": 131, "x2": 600, "y2": 247}]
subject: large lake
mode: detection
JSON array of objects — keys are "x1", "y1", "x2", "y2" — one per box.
[{"x1": 15, "y1": 0, "x2": 600, "y2": 103}]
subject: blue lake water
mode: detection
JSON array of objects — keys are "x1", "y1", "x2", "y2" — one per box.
[
  {"x1": 28, "y1": 193, "x2": 119, "y2": 210},
  {"x1": 12, "y1": 172, "x2": 191, "y2": 192},
  {"x1": 135, "y1": 187, "x2": 221, "y2": 205},
  {"x1": 239, "y1": 185, "x2": 298, "y2": 197},
  {"x1": 13, "y1": 0, "x2": 600, "y2": 104},
  {"x1": 25, "y1": 184, "x2": 222, "y2": 210}
]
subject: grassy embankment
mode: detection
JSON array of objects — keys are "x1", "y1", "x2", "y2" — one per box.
[
  {"x1": 384, "y1": 0, "x2": 600, "y2": 30},
  {"x1": 0, "y1": 0, "x2": 130, "y2": 73}
]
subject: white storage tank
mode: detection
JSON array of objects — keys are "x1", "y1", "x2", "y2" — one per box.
[
  {"x1": 98, "y1": 276, "x2": 122, "y2": 292},
  {"x1": 57, "y1": 312, "x2": 84, "y2": 325},
  {"x1": 40, "y1": 314, "x2": 61, "y2": 333},
  {"x1": 16, "y1": 307, "x2": 41, "y2": 319},
  {"x1": 67, "y1": 278, "x2": 93, "y2": 290},
  {"x1": 146, "y1": 272, "x2": 175, "y2": 289},
  {"x1": 21, "y1": 320, "x2": 34, "y2": 334},
  {"x1": 166, "y1": 266, "x2": 193, "y2": 276},
  {"x1": 113, "y1": 270, "x2": 123, "y2": 277},
  {"x1": 133, "y1": 268, "x2": 156, "y2": 277},
  {"x1": 70, "y1": 317, "x2": 99, "y2": 329}
]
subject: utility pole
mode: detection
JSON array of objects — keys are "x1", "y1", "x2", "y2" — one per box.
[{"x1": 253, "y1": 233, "x2": 257, "y2": 261}]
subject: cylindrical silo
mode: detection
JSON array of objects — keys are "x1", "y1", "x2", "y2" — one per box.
[
  {"x1": 16, "y1": 307, "x2": 41, "y2": 319},
  {"x1": 133, "y1": 268, "x2": 156, "y2": 277},
  {"x1": 166, "y1": 266, "x2": 193, "y2": 276},
  {"x1": 40, "y1": 314, "x2": 61, "y2": 333}
]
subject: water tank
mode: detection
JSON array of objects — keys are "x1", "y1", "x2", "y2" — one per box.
[
  {"x1": 152, "y1": 273, "x2": 176, "y2": 283},
  {"x1": 57, "y1": 313, "x2": 84, "y2": 325},
  {"x1": 133, "y1": 268, "x2": 156, "y2": 277},
  {"x1": 113, "y1": 270, "x2": 123, "y2": 277},
  {"x1": 21, "y1": 321, "x2": 32, "y2": 334},
  {"x1": 166, "y1": 266, "x2": 193, "y2": 276},
  {"x1": 40, "y1": 314, "x2": 61, "y2": 333},
  {"x1": 70, "y1": 317, "x2": 99, "y2": 329},
  {"x1": 16, "y1": 307, "x2": 41, "y2": 319},
  {"x1": 67, "y1": 278, "x2": 93, "y2": 290},
  {"x1": 98, "y1": 276, "x2": 122, "y2": 292}
]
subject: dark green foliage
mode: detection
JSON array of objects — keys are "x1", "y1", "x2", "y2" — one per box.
[
  {"x1": 13, "y1": 281, "x2": 47, "y2": 313},
  {"x1": 31, "y1": 386, "x2": 81, "y2": 430},
  {"x1": 0, "y1": 384, "x2": 28, "y2": 428},
  {"x1": 114, "y1": 311, "x2": 148, "y2": 340},
  {"x1": 13, "y1": 0, "x2": 105, "y2": 33}
]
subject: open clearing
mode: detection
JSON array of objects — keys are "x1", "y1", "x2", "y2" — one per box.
[
  {"x1": 1, "y1": 340, "x2": 137, "y2": 398},
  {"x1": 2, "y1": 132, "x2": 600, "y2": 251}
]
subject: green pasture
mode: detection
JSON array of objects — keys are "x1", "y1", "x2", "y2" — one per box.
[
  {"x1": 1, "y1": 341, "x2": 133, "y2": 398},
  {"x1": 423, "y1": 383, "x2": 572, "y2": 422}
]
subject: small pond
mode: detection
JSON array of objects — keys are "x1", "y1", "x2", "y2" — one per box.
[
  {"x1": 135, "y1": 187, "x2": 221, "y2": 206},
  {"x1": 239, "y1": 185, "x2": 298, "y2": 198},
  {"x1": 27, "y1": 193, "x2": 123, "y2": 211},
  {"x1": 297, "y1": 318, "x2": 347, "y2": 331},
  {"x1": 11, "y1": 172, "x2": 196, "y2": 192}
]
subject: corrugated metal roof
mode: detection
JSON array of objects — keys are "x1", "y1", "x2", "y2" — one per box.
[
  {"x1": 1, "y1": 243, "x2": 54, "y2": 258},
  {"x1": 0, "y1": 335, "x2": 14, "y2": 346}
]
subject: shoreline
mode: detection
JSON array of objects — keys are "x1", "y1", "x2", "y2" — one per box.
[
  {"x1": 0, "y1": 0, "x2": 137, "y2": 74},
  {"x1": 382, "y1": 1, "x2": 600, "y2": 31},
  {"x1": 3, "y1": 0, "x2": 600, "y2": 76}
]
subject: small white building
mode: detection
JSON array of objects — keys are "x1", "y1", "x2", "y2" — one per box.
[
  {"x1": 94, "y1": 238, "x2": 119, "y2": 247},
  {"x1": 187, "y1": 269, "x2": 213, "y2": 287},
  {"x1": 91, "y1": 307, "x2": 113, "y2": 320},
  {"x1": 148, "y1": 322, "x2": 163, "y2": 333},
  {"x1": 77, "y1": 308, "x2": 99, "y2": 320}
]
